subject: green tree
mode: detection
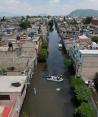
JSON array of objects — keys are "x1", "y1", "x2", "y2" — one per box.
[
  {"x1": 64, "y1": 58, "x2": 73, "y2": 66},
  {"x1": 21, "y1": 16, "x2": 25, "y2": 21},
  {"x1": 70, "y1": 77, "x2": 84, "y2": 88},
  {"x1": 22, "y1": 112, "x2": 29, "y2": 117},
  {"x1": 70, "y1": 78, "x2": 91, "y2": 102},
  {"x1": 75, "y1": 102, "x2": 96, "y2": 117},
  {"x1": 1, "y1": 16, "x2": 6, "y2": 22},
  {"x1": 38, "y1": 49, "x2": 47, "y2": 62},
  {"x1": 48, "y1": 19, "x2": 54, "y2": 31},
  {"x1": 26, "y1": 15, "x2": 30, "y2": 19},
  {"x1": 42, "y1": 40, "x2": 48, "y2": 49},
  {"x1": 70, "y1": 19, "x2": 77, "y2": 25},
  {"x1": 19, "y1": 19, "x2": 31, "y2": 29},
  {"x1": 83, "y1": 17, "x2": 92, "y2": 24},
  {"x1": 0, "y1": 37, "x2": 2, "y2": 41}
]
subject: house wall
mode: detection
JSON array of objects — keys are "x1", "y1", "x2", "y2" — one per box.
[
  {"x1": 9, "y1": 83, "x2": 27, "y2": 117},
  {"x1": 80, "y1": 55, "x2": 98, "y2": 81},
  {"x1": 69, "y1": 44, "x2": 82, "y2": 65},
  {"x1": 0, "y1": 48, "x2": 37, "y2": 75}
]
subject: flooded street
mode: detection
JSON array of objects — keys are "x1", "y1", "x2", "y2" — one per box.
[{"x1": 20, "y1": 27, "x2": 74, "y2": 117}]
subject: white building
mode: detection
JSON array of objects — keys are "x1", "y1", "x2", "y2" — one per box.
[{"x1": 0, "y1": 76, "x2": 27, "y2": 117}]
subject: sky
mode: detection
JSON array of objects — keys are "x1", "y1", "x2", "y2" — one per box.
[{"x1": 0, "y1": 0, "x2": 98, "y2": 16}]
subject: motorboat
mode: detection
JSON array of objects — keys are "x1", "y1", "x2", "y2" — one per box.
[
  {"x1": 46, "y1": 75, "x2": 63, "y2": 82},
  {"x1": 58, "y1": 43, "x2": 62, "y2": 49}
]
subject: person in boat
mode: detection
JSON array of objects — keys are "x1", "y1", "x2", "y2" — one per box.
[
  {"x1": 60, "y1": 75, "x2": 62, "y2": 78},
  {"x1": 57, "y1": 76, "x2": 60, "y2": 80},
  {"x1": 47, "y1": 75, "x2": 51, "y2": 78}
]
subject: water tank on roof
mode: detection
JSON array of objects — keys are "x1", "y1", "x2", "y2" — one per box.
[
  {"x1": 92, "y1": 42, "x2": 97, "y2": 48},
  {"x1": 11, "y1": 82, "x2": 21, "y2": 87}
]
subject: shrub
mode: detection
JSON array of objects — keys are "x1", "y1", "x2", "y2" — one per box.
[
  {"x1": 38, "y1": 49, "x2": 47, "y2": 62},
  {"x1": 48, "y1": 19, "x2": 53, "y2": 31},
  {"x1": 75, "y1": 102, "x2": 96, "y2": 117},
  {"x1": 70, "y1": 78, "x2": 91, "y2": 102},
  {"x1": 22, "y1": 112, "x2": 29, "y2": 117},
  {"x1": 64, "y1": 58, "x2": 73, "y2": 66},
  {"x1": 19, "y1": 19, "x2": 31, "y2": 29},
  {"x1": 70, "y1": 77, "x2": 84, "y2": 88},
  {"x1": 74, "y1": 85, "x2": 91, "y2": 102},
  {"x1": 42, "y1": 40, "x2": 48, "y2": 49}
]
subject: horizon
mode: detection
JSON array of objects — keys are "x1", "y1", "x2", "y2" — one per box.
[{"x1": 0, "y1": 0, "x2": 98, "y2": 16}]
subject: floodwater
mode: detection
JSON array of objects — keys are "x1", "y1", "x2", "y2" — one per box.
[{"x1": 20, "y1": 26, "x2": 74, "y2": 117}]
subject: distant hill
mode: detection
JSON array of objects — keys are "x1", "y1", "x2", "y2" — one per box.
[{"x1": 68, "y1": 9, "x2": 98, "y2": 17}]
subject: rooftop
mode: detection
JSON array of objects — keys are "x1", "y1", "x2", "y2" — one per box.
[
  {"x1": 0, "y1": 105, "x2": 12, "y2": 117},
  {"x1": 0, "y1": 47, "x2": 8, "y2": 52},
  {"x1": 0, "y1": 76, "x2": 27, "y2": 93},
  {"x1": 78, "y1": 35, "x2": 90, "y2": 40},
  {"x1": 80, "y1": 50, "x2": 98, "y2": 55}
]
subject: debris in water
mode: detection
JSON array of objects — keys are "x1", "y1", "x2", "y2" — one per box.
[
  {"x1": 56, "y1": 88, "x2": 61, "y2": 91},
  {"x1": 34, "y1": 88, "x2": 37, "y2": 95}
]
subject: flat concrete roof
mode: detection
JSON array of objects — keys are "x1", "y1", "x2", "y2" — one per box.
[
  {"x1": 80, "y1": 50, "x2": 98, "y2": 55},
  {"x1": 0, "y1": 47, "x2": 8, "y2": 52},
  {"x1": 0, "y1": 76, "x2": 27, "y2": 93},
  {"x1": 33, "y1": 36, "x2": 40, "y2": 42},
  {"x1": 78, "y1": 35, "x2": 90, "y2": 40}
]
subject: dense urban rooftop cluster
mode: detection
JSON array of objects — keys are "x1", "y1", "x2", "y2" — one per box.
[
  {"x1": 0, "y1": 16, "x2": 49, "y2": 117},
  {"x1": 56, "y1": 16, "x2": 98, "y2": 82}
]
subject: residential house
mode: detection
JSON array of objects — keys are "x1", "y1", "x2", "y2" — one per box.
[{"x1": 0, "y1": 76, "x2": 27, "y2": 117}]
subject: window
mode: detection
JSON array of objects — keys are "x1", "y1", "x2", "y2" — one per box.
[
  {"x1": 0, "y1": 95, "x2": 10, "y2": 100},
  {"x1": 7, "y1": 67, "x2": 15, "y2": 71}
]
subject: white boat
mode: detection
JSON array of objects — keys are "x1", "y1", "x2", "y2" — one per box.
[
  {"x1": 58, "y1": 43, "x2": 62, "y2": 48},
  {"x1": 46, "y1": 75, "x2": 63, "y2": 82}
]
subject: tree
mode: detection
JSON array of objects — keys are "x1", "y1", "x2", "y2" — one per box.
[
  {"x1": 42, "y1": 40, "x2": 48, "y2": 49},
  {"x1": 21, "y1": 16, "x2": 25, "y2": 21},
  {"x1": 0, "y1": 37, "x2": 2, "y2": 41},
  {"x1": 64, "y1": 58, "x2": 73, "y2": 66},
  {"x1": 1, "y1": 16, "x2": 6, "y2": 22},
  {"x1": 22, "y1": 112, "x2": 29, "y2": 117},
  {"x1": 75, "y1": 102, "x2": 96, "y2": 117},
  {"x1": 70, "y1": 77, "x2": 84, "y2": 88},
  {"x1": 48, "y1": 19, "x2": 54, "y2": 31},
  {"x1": 19, "y1": 19, "x2": 31, "y2": 29},
  {"x1": 26, "y1": 15, "x2": 30, "y2": 19},
  {"x1": 74, "y1": 85, "x2": 91, "y2": 102},
  {"x1": 70, "y1": 78, "x2": 91, "y2": 102},
  {"x1": 38, "y1": 49, "x2": 47, "y2": 62},
  {"x1": 70, "y1": 19, "x2": 77, "y2": 25},
  {"x1": 83, "y1": 17, "x2": 92, "y2": 24}
]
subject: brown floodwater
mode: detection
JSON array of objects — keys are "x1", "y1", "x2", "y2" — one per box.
[{"x1": 20, "y1": 26, "x2": 74, "y2": 117}]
